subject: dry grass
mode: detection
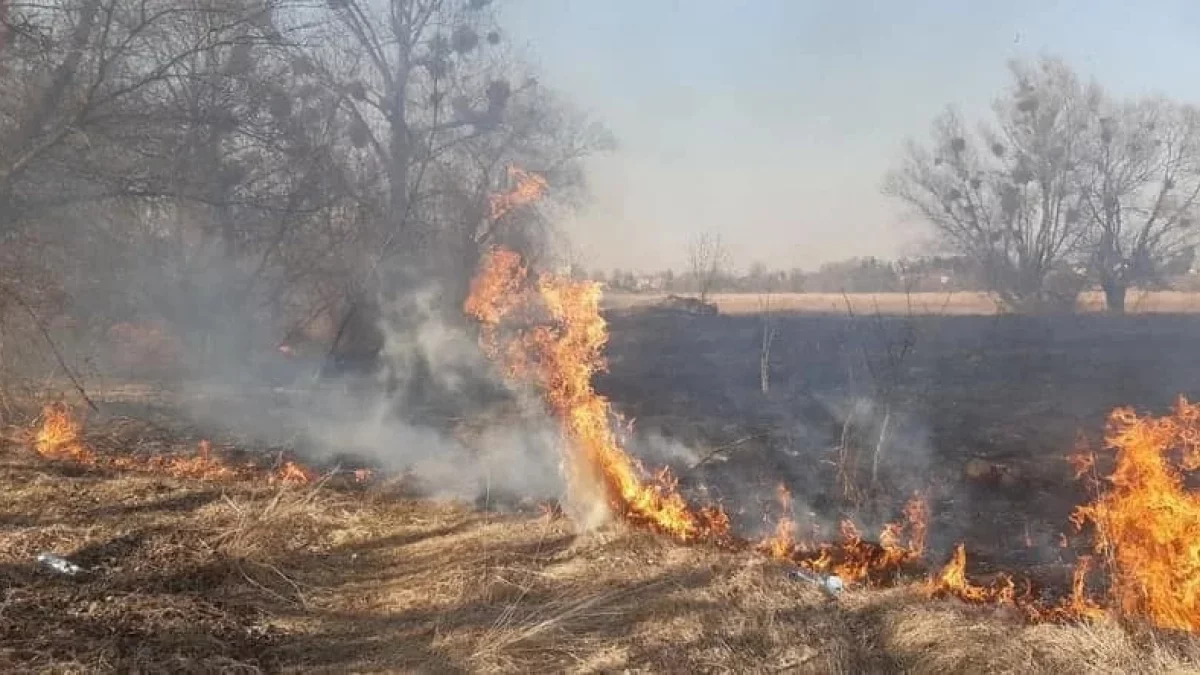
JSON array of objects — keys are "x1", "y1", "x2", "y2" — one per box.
[
  {"x1": 604, "y1": 290, "x2": 1200, "y2": 316},
  {"x1": 2, "y1": 437, "x2": 1200, "y2": 673}
]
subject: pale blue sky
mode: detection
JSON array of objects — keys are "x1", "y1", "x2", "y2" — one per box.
[{"x1": 503, "y1": 1, "x2": 1200, "y2": 272}]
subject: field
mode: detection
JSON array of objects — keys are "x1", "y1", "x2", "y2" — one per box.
[
  {"x1": 5, "y1": 301, "x2": 1200, "y2": 672},
  {"x1": 603, "y1": 289, "x2": 1200, "y2": 315}
]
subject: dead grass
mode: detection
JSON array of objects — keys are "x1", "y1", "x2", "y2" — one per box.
[
  {"x1": 604, "y1": 290, "x2": 1200, "y2": 315},
  {"x1": 2, "y1": 436, "x2": 1200, "y2": 673}
]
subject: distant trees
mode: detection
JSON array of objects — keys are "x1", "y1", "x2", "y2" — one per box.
[
  {"x1": 887, "y1": 57, "x2": 1200, "y2": 313},
  {"x1": 594, "y1": 255, "x2": 987, "y2": 295},
  {"x1": 806, "y1": 257, "x2": 901, "y2": 294}
]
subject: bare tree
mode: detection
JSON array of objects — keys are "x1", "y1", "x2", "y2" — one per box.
[
  {"x1": 687, "y1": 230, "x2": 728, "y2": 304},
  {"x1": 1078, "y1": 98, "x2": 1200, "y2": 313},
  {"x1": 886, "y1": 58, "x2": 1093, "y2": 312},
  {"x1": 0, "y1": 0, "x2": 610, "y2": 394}
]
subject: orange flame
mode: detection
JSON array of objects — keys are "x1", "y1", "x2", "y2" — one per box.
[
  {"x1": 926, "y1": 543, "x2": 1018, "y2": 605},
  {"x1": 759, "y1": 484, "x2": 798, "y2": 559},
  {"x1": 1069, "y1": 398, "x2": 1200, "y2": 632},
  {"x1": 271, "y1": 460, "x2": 318, "y2": 486},
  {"x1": 33, "y1": 402, "x2": 95, "y2": 463},
  {"x1": 465, "y1": 246, "x2": 729, "y2": 541},
  {"x1": 788, "y1": 493, "x2": 928, "y2": 585},
  {"x1": 26, "y1": 406, "x2": 324, "y2": 488},
  {"x1": 488, "y1": 167, "x2": 549, "y2": 221},
  {"x1": 151, "y1": 439, "x2": 242, "y2": 481}
]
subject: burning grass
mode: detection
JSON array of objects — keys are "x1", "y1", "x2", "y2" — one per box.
[
  {"x1": 23, "y1": 403, "x2": 357, "y2": 488},
  {"x1": 1070, "y1": 399, "x2": 1200, "y2": 632},
  {"x1": 2, "y1": 441, "x2": 1198, "y2": 673},
  {"x1": 464, "y1": 244, "x2": 1200, "y2": 637}
]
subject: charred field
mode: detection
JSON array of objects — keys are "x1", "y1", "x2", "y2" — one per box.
[
  {"x1": 597, "y1": 309, "x2": 1200, "y2": 600},
  {"x1": 4, "y1": 305, "x2": 1200, "y2": 672}
]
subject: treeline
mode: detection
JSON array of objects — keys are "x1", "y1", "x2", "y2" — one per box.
[{"x1": 592, "y1": 255, "x2": 991, "y2": 294}]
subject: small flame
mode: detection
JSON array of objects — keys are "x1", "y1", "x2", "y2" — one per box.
[
  {"x1": 759, "y1": 484, "x2": 798, "y2": 559},
  {"x1": 758, "y1": 491, "x2": 929, "y2": 586},
  {"x1": 33, "y1": 402, "x2": 95, "y2": 463},
  {"x1": 271, "y1": 460, "x2": 317, "y2": 486},
  {"x1": 27, "y1": 409, "x2": 325, "y2": 488},
  {"x1": 926, "y1": 543, "x2": 1017, "y2": 605},
  {"x1": 1068, "y1": 449, "x2": 1096, "y2": 480},
  {"x1": 488, "y1": 167, "x2": 549, "y2": 221},
  {"x1": 154, "y1": 439, "x2": 242, "y2": 480}
]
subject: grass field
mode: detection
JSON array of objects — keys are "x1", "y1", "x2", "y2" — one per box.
[
  {"x1": 603, "y1": 290, "x2": 1200, "y2": 315},
  {"x1": 6, "y1": 294, "x2": 1200, "y2": 671},
  {"x1": 3, "y1": 437, "x2": 1199, "y2": 673}
]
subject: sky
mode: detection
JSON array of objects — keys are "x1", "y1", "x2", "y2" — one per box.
[{"x1": 501, "y1": 0, "x2": 1200, "y2": 273}]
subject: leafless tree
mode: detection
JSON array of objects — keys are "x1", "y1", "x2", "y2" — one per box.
[
  {"x1": 0, "y1": 0, "x2": 609, "y2": 395},
  {"x1": 1077, "y1": 97, "x2": 1200, "y2": 313},
  {"x1": 687, "y1": 230, "x2": 728, "y2": 303},
  {"x1": 886, "y1": 58, "x2": 1094, "y2": 312}
]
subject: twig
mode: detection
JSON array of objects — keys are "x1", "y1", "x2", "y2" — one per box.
[
  {"x1": 870, "y1": 403, "x2": 891, "y2": 488},
  {"x1": 0, "y1": 287, "x2": 97, "y2": 411},
  {"x1": 688, "y1": 433, "x2": 768, "y2": 470}
]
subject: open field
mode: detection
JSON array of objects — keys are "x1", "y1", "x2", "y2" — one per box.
[
  {"x1": 603, "y1": 290, "x2": 1200, "y2": 315},
  {"x1": 595, "y1": 309, "x2": 1200, "y2": 584},
  {"x1": 5, "y1": 307, "x2": 1200, "y2": 672}
]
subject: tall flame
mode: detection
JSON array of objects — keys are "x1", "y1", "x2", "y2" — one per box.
[
  {"x1": 1070, "y1": 398, "x2": 1200, "y2": 632},
  {"x1": 465, "y1": 246, "x2": 729, "y2": 541}
]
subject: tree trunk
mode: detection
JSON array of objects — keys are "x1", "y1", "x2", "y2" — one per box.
[{"x1": 1102, "y1": 280, "x2": 1127, "y2": 314}]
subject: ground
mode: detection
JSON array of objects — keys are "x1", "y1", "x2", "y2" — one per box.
[
  {"x1": 2, "y1": 445, "x2": 1199, "y2": 674},
  {"x1": 5, "y1": 297, "x2": 1200, "y2": 672}
]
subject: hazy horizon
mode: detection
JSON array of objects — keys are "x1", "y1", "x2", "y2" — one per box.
[{"x1": 504, "y1": 0, "x2": 1200, "y2": 274}]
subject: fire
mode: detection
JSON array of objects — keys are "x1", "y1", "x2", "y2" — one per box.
[
  {"x1": 782, "y1": 493, "x2": 928, "y2": 585},
  {"x1": 271, "y1": 460, "x2": 317, "y2": 486},
  {"x1": 1069, "y1": 398, "x2": 1200, "y2": 632},
  {"x1": 26, "y1": 405, "x2": 323, "y2": 487},
  {"x1": 488, "y1": 166, "x2": 549, "y2": 221},
  {"x1": 151, "y1": 439, "x2": 242, "y2": 481},
  {"x1": 467, "y1": 244, "x2": 942, "y2": 583},
  {"x1": 759, "y1": 484, "x2": 798, "y2": 559},
  {"x1": 465, "y1": 246, "x2": 729, "y2": 541},
  {"x1": 926, "y1": 543, "x2": 1018, "y2": 605},
  {"x1": 33, "y1": 402, "x2": 95, "y2": 463}
]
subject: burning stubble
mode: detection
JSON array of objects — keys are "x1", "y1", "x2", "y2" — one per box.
[{"x1": 461, "y1": 241, "x2": 1200, "y2": 633}]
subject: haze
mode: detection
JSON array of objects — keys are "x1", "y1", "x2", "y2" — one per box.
[{"x1": 504, "y1": 0, "x2": 1200, "y2": 273}]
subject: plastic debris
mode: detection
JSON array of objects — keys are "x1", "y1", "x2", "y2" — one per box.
[
  {"x1": 36, "y1": 552, "x2": 86, "y2": 576},
  {"x1": 788, "y1": 568, "x2": 845, "y2": 595}
]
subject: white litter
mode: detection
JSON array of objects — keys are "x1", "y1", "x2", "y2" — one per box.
[
  {"x1": 788, "y1": 568, "x2": 845, "y2": 595},
  {"x1": 36, "y1": 553, "x2": 86, "y2": 576}
]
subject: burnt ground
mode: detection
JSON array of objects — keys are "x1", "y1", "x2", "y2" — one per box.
[
  {"x1": 4, "y1": 311, "x2": 1200, "y2": 671},
  {"x1": 597, "y1": 310, "x2": 1200, "y2": 582}
]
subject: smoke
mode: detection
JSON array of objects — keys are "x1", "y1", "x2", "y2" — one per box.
[{"x1": 72, "y1": 247, "x2": 570, "y2": 509}]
